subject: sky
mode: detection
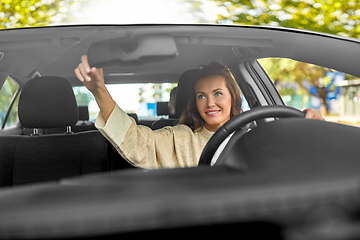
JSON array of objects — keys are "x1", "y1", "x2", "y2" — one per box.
[{"x1": 72, "y1": 0, "x2": 202, "y2": 24}]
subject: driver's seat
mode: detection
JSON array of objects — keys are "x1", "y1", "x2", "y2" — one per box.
[
  {"x1": 174, "y1": 69, "x2": 201, "y2": 119},
  {"x1": 151, "y1": 69, "x2": 200, "y2": 130}
]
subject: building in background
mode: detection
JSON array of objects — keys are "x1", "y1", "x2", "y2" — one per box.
[
  {"x1": 337, "y1": 79, "x2": 360, "y2": 117},
  {"x1": 138, "y1": 83, "x2": 173, "y2": 118}
]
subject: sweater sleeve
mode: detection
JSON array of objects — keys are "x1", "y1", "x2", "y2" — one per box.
[
  {"x1": 95, "y1": 103, "x2": 202, "y2": 169},
  {"x1": 95, "y1": 104, "x2": 133, "y2": 147}
]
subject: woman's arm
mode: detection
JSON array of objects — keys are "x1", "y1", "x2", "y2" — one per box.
[
  {"x1": 74, "y1": 56, "x2": 184, "y2": 169},
  {"x1": 96, "y1": 104, "x2": 189, "y2": 169},
  {"x1": 74, "y1": 55, "x2": 115, "y2": 122}
]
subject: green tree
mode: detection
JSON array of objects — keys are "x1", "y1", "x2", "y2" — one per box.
[
  {"x1": 0, "y1": 0, "x2": 86, "y2": 127},
  {"x1": 184, "y1": 0, "x2": 359, "y2": 114},
  {"x1": 0, "y1": 0, "x2": 85, "y2": 29},
  {"x1": 0, "y1": 77, "x2": 19, "y2": 127},
  {"x1": 259, "y1": 58, "x2": 331, "y2": 113},
  {"x1": 189, "y1": 0, "x2": 360, "y2": 38}
]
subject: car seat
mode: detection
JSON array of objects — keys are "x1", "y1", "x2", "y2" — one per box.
[
  {"x1": 19, "y1": 76, "x2": 79, "y2": 135},
  {"x1": 0, "y1": 76, "x2": 110, "y2": 187},
  {"x1": 151, "y1": 101, "x2": 176, "y2": 130},
  {"x1": 174, "y1": 69, "x2": 201, "y2": 119},
  {"x1": 151, "y1": 69, "x2": 200, "y2": 130},
  {"x1": 72, "y1": 105, "x2": 97, "y2": 132}
]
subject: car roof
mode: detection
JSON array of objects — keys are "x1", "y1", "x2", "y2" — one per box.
[{"x1": 1, "y1": 24, "x2": 359, "y2": 87}]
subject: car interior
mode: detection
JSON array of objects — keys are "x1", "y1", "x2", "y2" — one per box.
[
  {"x1": 1, "y1": 24, "x2": 360, "y2": 239},
  {"x1": 0, "y1": 60, "x2": 212, "y2": 187}
]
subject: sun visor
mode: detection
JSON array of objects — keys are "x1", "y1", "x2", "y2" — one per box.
[{"x1": 88, "y1": 34, "x2": 178, "y2": 67}]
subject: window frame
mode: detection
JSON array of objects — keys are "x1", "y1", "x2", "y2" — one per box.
[
  {"x1": 0, "y1": 77, "x2": 21, "y2": 129},
  {"x1": 245, "y1": 60, "x2": 285, "y2": 106}
]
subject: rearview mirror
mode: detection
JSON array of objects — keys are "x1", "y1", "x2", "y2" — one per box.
[{"x1": 88, "y1": 34, "x2": 178, "y2": 67}]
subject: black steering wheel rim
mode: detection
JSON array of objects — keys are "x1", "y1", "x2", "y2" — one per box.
[{"x1": 198, "y1": 105, "x2": 305, "y2": 165}]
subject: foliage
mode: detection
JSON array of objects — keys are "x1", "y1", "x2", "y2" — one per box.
[
  {"x1": 0, "y1": 0, "x2": 84, "y2": 29},
  {"x1": 194, "y1": 0, "x2": 360, "y2": 38},
  {"x1": 259, "y1": 58, "x2": 327, "y2": 106},
  {"x1": 166, "y1": 83, "x2": 178, "y2": 93},
  {"x1": 184, "y1": 0, "x2": 360, "y2": 114},
  {"x1": 0, "y1": 77, "x2": 19, "y2": 127},
  {"x1": 0, "y1": 0, "x2": 86, "y2": 127}
]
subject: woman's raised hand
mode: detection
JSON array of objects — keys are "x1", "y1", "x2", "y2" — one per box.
[
  {"x1": 75, "y1": 55, "x2": 105, "y2": 94},
  {"x1": 74, "y1": 55, "x2": 115, "y2": 122}
]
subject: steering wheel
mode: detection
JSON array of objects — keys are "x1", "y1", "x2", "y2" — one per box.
[{"x1": 198, "y1": 105, "x2": 305, "y2": 166}]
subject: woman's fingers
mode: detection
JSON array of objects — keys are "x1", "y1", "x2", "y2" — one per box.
[
  {"x1": 303, "y1": 108, "x2": 325, "y2": 121},
  {"x1": 75, "y1": 63, "x2": 90, "y2": 81},
  {"x1": 75, "y1": 55, "x2": 106, "y2": 95},
  {"x1": 81, "y1": 55, "x2": 91, "y2": 73},
  {"x1": 74, "y1": 67, "x2": 84, "y2": 82},
  {"x1": 75, "y1": 55, "x2": 92, "y2": 82},
  {"x1": 90, "y1": 67, "x2": 103, "y2": 80}
]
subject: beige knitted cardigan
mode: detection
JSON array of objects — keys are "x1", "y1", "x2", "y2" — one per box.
[{"x1": 96, "y1": 104, "x2": 214, "y2": 169}]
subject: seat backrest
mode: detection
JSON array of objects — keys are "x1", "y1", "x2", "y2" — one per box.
[
  {"x1": 72, "y1": 106, "x2": 97, "y2": 133},
  {"x1": 0, "y1": 137, "x2": 18, "y2": 186},
  {"x1": 0, "y1": 131, "x2": 109, "y2": 187},
  {"x1": 151, "y1": 101, "x2": 176, "y2": 130},
  {"x1": 23, "y1": 105, "x2": 98, "y2": 134},
  {"x1": 151, "y1": 118, "x2": 178, "y2": 130},
  {"x1": 0, "y1": 76, "x2": 110, "y2": 187}
]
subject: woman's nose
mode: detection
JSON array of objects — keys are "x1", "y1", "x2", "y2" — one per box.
[{"x1": 207, "y1": 97, "x2": 215, "y2": 107}]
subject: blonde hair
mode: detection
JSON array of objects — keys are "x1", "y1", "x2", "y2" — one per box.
[{"x1": 179, "y1": 61, "x2": 242, "y2": 131}]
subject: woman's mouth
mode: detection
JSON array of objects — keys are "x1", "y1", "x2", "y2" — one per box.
[{"x1": 206, "y1": 110, "x2": 220, "y2": 116}]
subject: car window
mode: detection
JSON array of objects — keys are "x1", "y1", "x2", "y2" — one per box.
[
  {"x1": 258, "y1": 58, "x2": 358, "y2": 119},
  {"x1": 73, "y1": 83, "x2": 177, "y2": 121},
  {"x1": 0, "y1": 77, "x2": 20, "y2": 128}
]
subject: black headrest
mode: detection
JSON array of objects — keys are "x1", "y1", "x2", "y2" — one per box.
[
  {"x1": 156, "y1": 101, "x2": 170, "y2": 116},
  {"x1": 175, "y1": 69, "x2": 201, "y2": 118},
  {"x1": 127, "y1": 113, "x2": 138, "y2": 124},
  {"x1": 19, "y1": 76, "x2": 78, "y2": 128},
  {"x1": 78, "y1": 105, "x2": 89, "y2": 121}
]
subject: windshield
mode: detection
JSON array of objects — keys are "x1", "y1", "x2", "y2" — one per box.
[
  {"x1": 73, "y1": 83, "x2": 177, "y2": 121},
  {"x1": 1, "y1": 2, "x2": 360, "y2": 239}
]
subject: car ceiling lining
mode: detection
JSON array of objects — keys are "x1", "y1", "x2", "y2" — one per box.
[{"x1": 0, "y1": 25, "x2": 359, "y2": 86}]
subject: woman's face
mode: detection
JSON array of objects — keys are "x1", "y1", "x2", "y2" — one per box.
[{"x1": 195, "y1": 75, "x2": 232, "y2": 132}]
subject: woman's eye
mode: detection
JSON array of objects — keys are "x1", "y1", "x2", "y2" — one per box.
[
  {"x1": 215, "y1": 92, "x2": 222, "y2": 97},
  {"x1": 198, "y1": 95, "x2": 205, "y2": 99}
]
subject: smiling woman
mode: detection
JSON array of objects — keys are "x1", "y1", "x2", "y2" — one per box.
[
  {"x1": 195, "y1": 76, "x2": 231, "y2": 132},
  {"x1": 179, "y1": 61, "x2": 242, "y2": 132},
  {"x1": 195, "y1": 75, "x2": 232, "y2": 132},
  {"x1": 75, "y1": 58, "x2": 242, "y2": 169}
]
